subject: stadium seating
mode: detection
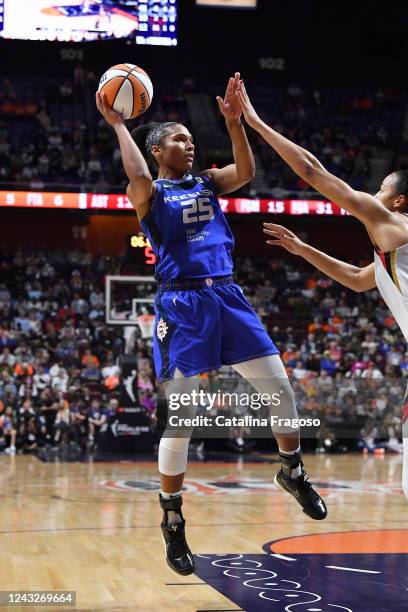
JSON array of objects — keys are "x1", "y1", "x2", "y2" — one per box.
[
  {"x1": 0, "y1": 247, "x2": 406, "y2": 455},
  {"x1": 0, "y1": 74, "x2": 405, "y2": 196}
]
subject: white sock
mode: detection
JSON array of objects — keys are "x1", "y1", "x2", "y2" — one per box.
[
  {"x1": 279, "y1": 446, "x2": 301, "y2": 456},
  {"x1": 161, "y1": 490, "x2": 182, "y2": 524}
]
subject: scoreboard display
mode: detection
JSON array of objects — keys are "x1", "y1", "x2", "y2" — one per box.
[
  {"x1": 0, "y1": 0, "x2": 177, "y2": 45},
  {"x1": 0, "y1": 190, "x2": 351, "y2": 216},
  {"x1": 127, "y1": 233, "x2": 157, "y2": 267}
]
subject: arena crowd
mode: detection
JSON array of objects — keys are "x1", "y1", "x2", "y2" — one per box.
[
  {"x1": 0, "y1": 248, "x2": 406, "y2": 456},
  {"x1": 0, "y1": 72, "x2": 403, "y2": 196}
]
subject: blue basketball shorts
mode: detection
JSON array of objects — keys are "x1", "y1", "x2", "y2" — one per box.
[{"x1": 152, "y1": 281, "x2": 279, "y2": 381}]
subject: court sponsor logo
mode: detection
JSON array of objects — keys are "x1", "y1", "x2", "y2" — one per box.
[
  {"x1": 194, "y1": 530, "x2": 408, "y2": 611},
  {"x1": 195, "y1": 553, "x2": 354, "y2": 611},
  {"x1": 110, "y1": 420, "x2": 151, "y2": 437},
  {"x1": 99, "y1": 476, "x2": 402, "y2": 497}
]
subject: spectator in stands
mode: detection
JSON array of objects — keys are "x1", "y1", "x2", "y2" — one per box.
[
  {"x1": 0, "y1": 246, "x2": 407, "y2": 457},
  {"x1": 316, "y1": 369, "x2": 334, "y2": 394},
  {"x1": 69, "y1": 401, "x2": 88, "y2": 450},
  {"x1": 361, "y1": 361, "x2": 384, "y2": 379},
  {"x1": 53, "y1": 398, "x2": 70, "y2": 447},
  {"x1": 293, "y1": 360, "x2": 308, "y2": 380},
  {"x1": 0, "y1": 75, "x2": 401, "y2": 195},
  {"x1": 88, "y1": 399, "x2": 108, "y2": 449},
  {"x1": 101, "y1": 356, "x2": 119, "y2": 389},
  {"x1": 0, "y1": 404, "x2": 17, "y2": 454},
  {"x1": 320, "y1": 350, "x2": 337, "y2": 376},
  {"x1": 0, "y1": 347, "x2": 15, "y2": 368},
  {"x1": 81, "y1": 348, "x2": 100, "y2": 368}
]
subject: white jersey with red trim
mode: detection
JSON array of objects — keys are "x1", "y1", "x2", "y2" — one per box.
[{"x1": 374, "y1": 241, "x2": 408, "y2": 342}]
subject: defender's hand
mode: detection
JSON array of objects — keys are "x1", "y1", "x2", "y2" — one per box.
[
  {"x1": 263, "y1": 222, "x2": 305, "y2": 255},
  {"x1": 236, "y1": 81, "x2": 262, "y2": 129}
]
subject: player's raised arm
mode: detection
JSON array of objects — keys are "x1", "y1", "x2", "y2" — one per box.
[
  {"x1": 236, "y1": 84, "x2": 393, "y2": 230},
  {"x1": 203, "y1": 73, "x2": 255, "y2": 195},
  {"x1": 95, "y1": 92, "x2": 154, "y2": 218},
  {"x1": 263, "y1": 222, "x2": 376, "y2": 292}
]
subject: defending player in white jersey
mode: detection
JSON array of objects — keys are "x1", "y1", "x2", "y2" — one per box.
[{"x1": 236, "y1": 82, "x2": 408, "y2": 499}]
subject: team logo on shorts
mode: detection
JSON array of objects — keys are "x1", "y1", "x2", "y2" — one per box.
[{"x1": 157, "y1": 317, "x2": 168, "y2": 341}]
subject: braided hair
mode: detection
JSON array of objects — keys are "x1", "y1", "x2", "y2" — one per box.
[{"x1": 131, "y1": 121, "x2": 178, "y2": 165}]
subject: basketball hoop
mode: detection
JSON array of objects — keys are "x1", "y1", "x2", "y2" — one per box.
[{"x1": 137, "y1": 314, "x2": 155, "y2": 339}]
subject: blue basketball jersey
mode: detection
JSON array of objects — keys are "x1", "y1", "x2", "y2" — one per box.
[{"x1": 140, "y1": 174, "x2": 234, "y2": 280}]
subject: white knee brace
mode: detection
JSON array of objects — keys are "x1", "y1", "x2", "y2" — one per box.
[{"x1": 158, "y1": 436, "x2": 192, "y2": 476}]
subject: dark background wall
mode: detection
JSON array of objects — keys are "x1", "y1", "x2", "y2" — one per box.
[{"x1": 0, "y1": 209, "x2": 372, "y2": 260}]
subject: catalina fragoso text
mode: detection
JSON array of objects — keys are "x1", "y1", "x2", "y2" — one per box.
[{"x1": 168, "y1": 415, "x2": 321, "y2": 429}]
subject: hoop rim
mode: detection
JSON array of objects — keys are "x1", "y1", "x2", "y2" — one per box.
[{"x1": 136, "y1": 314, "x2": 155, "y2": 322}]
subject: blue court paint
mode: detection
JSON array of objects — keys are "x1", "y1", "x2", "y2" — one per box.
[{"x1": 194, "y1": 552, "x2": 408, "y2": 611}]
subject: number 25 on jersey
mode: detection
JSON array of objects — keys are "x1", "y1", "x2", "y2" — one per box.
[{"x1": 181, "y1": 197, "x2": 214, "y2": 224}]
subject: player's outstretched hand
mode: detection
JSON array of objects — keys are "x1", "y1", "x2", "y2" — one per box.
[
  {"x1": 236, "y1": 82, "x2": 261, "y2": 129},
  {"x1": 216, "y1": 72, "x2": 243, "y2": 122},
  {"x1": 263, "y1": 222, "x2": 305, "y2": 255},
  {"x1": 95, "y1": 91, "x2": 124, "y2": 128}
]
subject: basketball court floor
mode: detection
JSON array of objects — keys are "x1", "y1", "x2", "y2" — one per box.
[{"x1": 1, "y1": 452, "x2": 407, "y2": 611}]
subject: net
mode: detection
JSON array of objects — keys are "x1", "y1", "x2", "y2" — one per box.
[{"x1": 137, "y1": 314, "x2": 155, "y2": 339}]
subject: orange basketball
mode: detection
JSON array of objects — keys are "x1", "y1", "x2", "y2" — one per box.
[{"x1": 97, "y1": 63, "x2": 153, "y2": 120}]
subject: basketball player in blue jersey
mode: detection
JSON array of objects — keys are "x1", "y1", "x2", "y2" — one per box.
[{"x1": 96, "y1": 74, "x2": 327, "y2": 577}]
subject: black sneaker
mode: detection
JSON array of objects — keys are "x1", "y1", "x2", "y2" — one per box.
[
  {"x1": 160, "y1": 494, "x2": 196, "y2": 576},
  {"x1": 274, "y1": 468, "x2": 328, "y2": 520}
]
